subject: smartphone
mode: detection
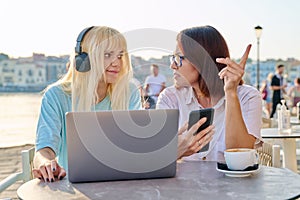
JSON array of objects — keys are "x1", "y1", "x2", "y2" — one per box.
[{"x1": 188, "y1": 108, "x2": 215, "y2": 152}]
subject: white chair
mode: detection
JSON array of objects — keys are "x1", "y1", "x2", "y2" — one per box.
[
  {"x1": 256, "y1": 142, "x2": 281, "y2": 168},
  {"x1": 0, "y1": 147, "x2": 35, "y2": 193},
  {"x1": 262, "y1": 117, "x2": 272, "y2": 128},
  {"x1": 262, "y1": 117, "x2": 278, "y2": 128}
]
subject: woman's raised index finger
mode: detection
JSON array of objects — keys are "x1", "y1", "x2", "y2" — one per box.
[{"x1": 239, "y1": 44, "x2": 252, "y2": 69}]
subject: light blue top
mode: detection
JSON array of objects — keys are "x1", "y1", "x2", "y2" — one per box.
[{"x1": 35, "y1": 83, "x2": 141, "y2": 169}]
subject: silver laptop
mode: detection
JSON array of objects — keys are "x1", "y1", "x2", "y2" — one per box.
[{"x1": 66, "y1": 109, "x2": 179, "y2": 183}]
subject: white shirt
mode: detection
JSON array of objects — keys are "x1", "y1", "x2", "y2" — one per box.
[
  {"x1": 144, "y1": 74, "x2": 166, "y2": 102},
  {"x1": 156, "y1": 84, "x2": 262, "y2": 162}
]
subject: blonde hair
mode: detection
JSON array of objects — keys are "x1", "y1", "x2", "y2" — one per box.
[{"x1": 49, "y1": 26, "x2": 132, "y2": 111}]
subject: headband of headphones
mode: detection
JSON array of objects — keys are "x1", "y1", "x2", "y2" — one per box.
[{"x1": 75, "y1": 26, "x2": 94, "y2": 54}]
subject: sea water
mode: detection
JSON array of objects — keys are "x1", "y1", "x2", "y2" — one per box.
[{"x1": 0, "y1": 93, "x2": 42, "y2": 147}]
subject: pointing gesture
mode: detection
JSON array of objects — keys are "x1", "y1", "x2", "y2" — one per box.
[
  {"x1": 216, "y1": 44, "x2": 252, "y2": 92},
  {"x1": 239, "y1": 44, "x2": 252, "y2": 69}
]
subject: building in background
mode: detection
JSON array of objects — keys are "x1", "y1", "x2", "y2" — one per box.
[
  {"x1": 244, "y1": 59, "x2": 300, "y2": 88},
  {"x1": 0, "y1": 52, "x2": 299, "y2": 92},
  {"x1": 0, "y1": 53, "x2": 68, "y2": 92}
]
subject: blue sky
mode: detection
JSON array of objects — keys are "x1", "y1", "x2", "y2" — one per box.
[{"x1": 1, "y1": 0, "x2": 300, "y2": 61}]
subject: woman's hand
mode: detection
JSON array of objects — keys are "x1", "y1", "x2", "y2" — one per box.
[
  {"x1": 177, "y1": 117, "x2": 214, "y2": 159},
  {"x1": 33, "y1": 148, "x2": 66, "y2": 182},
  {"x1": 217, "y1": 44, "x2": 251, "y2": 93}
]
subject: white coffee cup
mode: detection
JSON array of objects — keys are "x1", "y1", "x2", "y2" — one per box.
[{"x1": 224, "y1": 148, "x2": 258, "y2": 170}]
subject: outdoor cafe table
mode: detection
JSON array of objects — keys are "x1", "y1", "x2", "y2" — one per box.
[
  {"x1": 17, "y1": 161, "x2": 300, "y2": 200},
  {"x1": 291, "y1": 116, "x2": 300, "y2": 125},
  {"x1": 261, "y1": 127, "x2": 300, "y2": 172}
]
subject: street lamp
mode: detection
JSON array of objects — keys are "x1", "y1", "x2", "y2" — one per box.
[{"x1": 254, "y1": 25, "x2": 263, "y2": 90}]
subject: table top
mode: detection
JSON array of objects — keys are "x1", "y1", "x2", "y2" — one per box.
[
  {"x1": 291, "y1": 116, "x2": 300, "y2": 125},
  {"x1": 261, "y1": 127, "x2": 300, "y2": 138},
  {"x1": 17, "y1": 161, "x2": 300, "y2": 200}
]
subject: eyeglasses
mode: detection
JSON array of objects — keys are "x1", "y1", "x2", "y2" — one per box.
[{"x1": 169, "y1": 55, "x2": 185, "y2": 68}]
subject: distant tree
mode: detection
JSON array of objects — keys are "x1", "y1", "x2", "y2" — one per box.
[
  {"x1": 246, "y1": 58, "x2": 253, "y2": 63},
  {"x1": 277, "y1": 58, "x2": 284, "y2": 62},
  {"x1": 0, "y1": 53, "x2": 9, "y2": 61},
  {"x1": 235, "y1": 57, "x2": 252, "y2": 63}
]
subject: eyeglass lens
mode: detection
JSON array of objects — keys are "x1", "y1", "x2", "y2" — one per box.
[{"x1": 169, "y1": 55, "x2": 183, "y2": 67}]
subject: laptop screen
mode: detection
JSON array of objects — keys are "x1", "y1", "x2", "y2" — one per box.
[{"x1": 66, "y1": 109, "x2": 179, "y2": 183}]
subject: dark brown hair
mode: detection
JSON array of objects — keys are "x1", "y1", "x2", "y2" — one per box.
[
  {"x1": 177, "y1": 25, "x2": 231, "y2": 98},
  {"x1": 277, "y1": 64, "x2": 284, "y2": 69},
  {"x1": 151, "y1": 64, "x2": 159, "y2": 69}
]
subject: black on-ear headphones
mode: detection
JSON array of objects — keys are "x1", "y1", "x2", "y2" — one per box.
[{"x1": 75, "y1": 26, "x2": 94, "y2": 72}]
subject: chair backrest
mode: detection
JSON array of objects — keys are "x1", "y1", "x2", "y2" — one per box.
[
  {"x1": 262, "y1": 117, "x2": 277, "y2": 128},
  {"x1": 262, "y1": 117, "x2": 272, "y2": 128},
  {"x1": 256, "y1": 142, "x2": 281, "y2": 168},
  {"x1": 0, "y1": 146, "x2": 35, "y2": 193},
  {"x1": 21, "y1": 147, "x2": 35, "y2": 182}
]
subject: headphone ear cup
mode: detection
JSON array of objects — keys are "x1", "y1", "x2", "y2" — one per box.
[{"x1": 75, "y1": 52, "x2": 91, "y2": 72}]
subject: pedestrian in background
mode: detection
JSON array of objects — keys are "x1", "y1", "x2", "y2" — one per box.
[
  {"x1": 288, "y1": 77, "x2": 300, "y2": 107},
  {"x1": 144, "y1": 64, "x2": 166, "y2": 109},
  {"x1": 270, "y1": 64, "x2": 287, "y2": 118},
  {"x1": 260, "y1": 72, "x2": 273, "y2": 117}
]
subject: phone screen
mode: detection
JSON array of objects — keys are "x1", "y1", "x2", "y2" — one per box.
[{"x1": 188, "y1": 108, "x2": 215, "y2": 152}]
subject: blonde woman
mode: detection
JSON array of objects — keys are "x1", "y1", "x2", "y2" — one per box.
[{"x1": 33, "y1": 26, "x2": 141, "y2": 182}]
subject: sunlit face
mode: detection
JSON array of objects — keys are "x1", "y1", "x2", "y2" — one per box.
[
  {"x1": 151, "y1": 66, "x2": 159, "y2": 76},
  {"x1": 278, "y1": 66, "x2": 285, "y2": 75},
  {"x1": 103, "y1": 49, "x2": 124, "y2": 83},
  {"x1": 294, "y1": 78, "x2": 300, "y2": 86},
  {"x1": 171, "y1": 43, "x2": 199, "y2": 88}
]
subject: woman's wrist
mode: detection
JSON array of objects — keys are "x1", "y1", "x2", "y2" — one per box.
[{"x1": 225, "y1": 89, "x2": 238, "y2": 98}]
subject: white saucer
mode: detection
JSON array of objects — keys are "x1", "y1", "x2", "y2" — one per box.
[{"x1": 216, "y1": 165, "x2": 261, "y2": 177}]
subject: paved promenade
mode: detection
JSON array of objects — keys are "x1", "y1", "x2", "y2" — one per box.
[{"x1": 0, "y1": 144, "x2": 34, "y2": 200}]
